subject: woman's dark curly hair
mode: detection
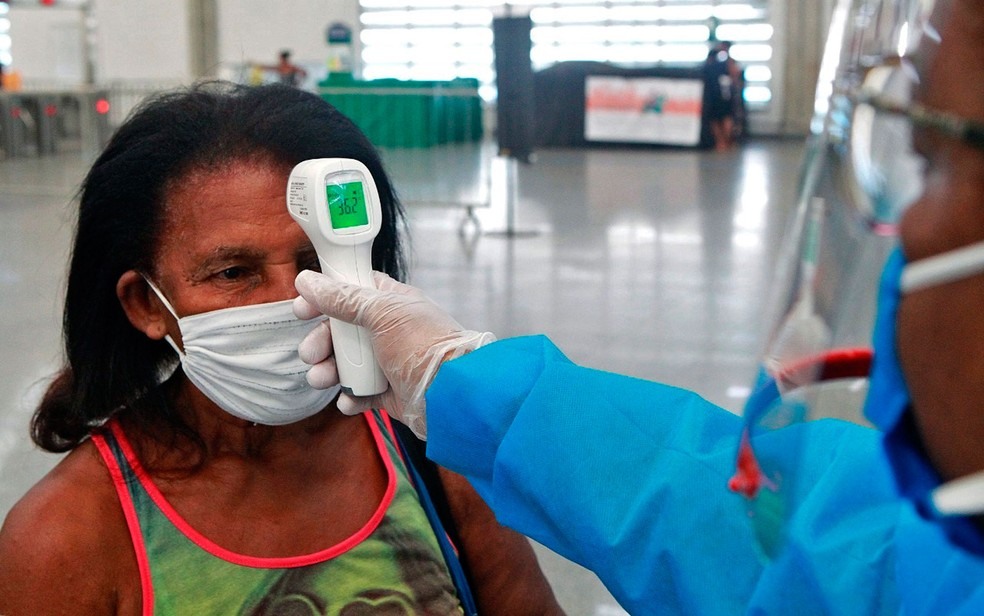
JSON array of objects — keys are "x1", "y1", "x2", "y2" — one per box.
[{"x1": 32, "y1": 82, "x2": 407, "y2": 454}]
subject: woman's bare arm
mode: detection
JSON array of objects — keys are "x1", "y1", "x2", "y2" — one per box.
[{"x1": 439, "y1": 467, "x2": 565, "y2": 615}]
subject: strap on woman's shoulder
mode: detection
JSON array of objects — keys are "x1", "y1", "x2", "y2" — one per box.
[{"x1": 388, "y1": 417, "x2": 479, "y2": 616}]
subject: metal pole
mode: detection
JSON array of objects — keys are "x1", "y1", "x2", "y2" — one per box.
[{"x1": 483, "y1": 154, "x2": 540, "y2": 238}]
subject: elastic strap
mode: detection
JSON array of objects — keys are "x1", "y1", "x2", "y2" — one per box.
[
  {"x1": 142, "y1": 276, "x2": 184, "y2": 355},
  {"x1": 142, "y1": 276, "x2": 181, "y2": 320},
  {"x1": 393, "y1": 426, "x2": 479, "y2": 616},
  {"x1": 901, "y1": 241, "x2": 984, "y2": 292}
]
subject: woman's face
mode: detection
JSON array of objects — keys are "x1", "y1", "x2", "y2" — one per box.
[{"x1": 150, "y1": 158, "x2": 319, "y2": 333}]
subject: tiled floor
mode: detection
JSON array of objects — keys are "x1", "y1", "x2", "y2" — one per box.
[{"x1": 0, "y1": 137, "x2": 805, "y2": 614}]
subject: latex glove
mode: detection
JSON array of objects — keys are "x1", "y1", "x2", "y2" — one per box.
[{"x1": 293, "y1": 269, "x2": 495, "y2": 439}]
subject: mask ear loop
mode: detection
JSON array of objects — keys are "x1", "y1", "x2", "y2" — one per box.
[
  {"x1": 900, "y1": 242, "x2": 984, "y2": 292},
  {"x1": 896, "y1": 242, "x2": 984, "y2": 517},
  {"x1": 932, "y1": 469, "x2": 984, "y2": 516},
  {"x1": 141, "y1": 276, "x2": 185, "y2": 356},
  {"x1": 899, "y1": 242, "x2": 984, "y2": 516}
]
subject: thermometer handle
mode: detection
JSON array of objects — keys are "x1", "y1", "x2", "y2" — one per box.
[{"x1": 318, "y1": 245, "x2": 387, "y2": 397}]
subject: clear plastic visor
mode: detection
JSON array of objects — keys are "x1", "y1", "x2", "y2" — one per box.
[{"x1": 728, "y1": 0, "x2": 941, "y2": 559}]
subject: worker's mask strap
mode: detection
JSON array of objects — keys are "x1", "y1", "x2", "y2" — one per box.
[
  {"x1": 901, "y1": 241, "x2": 984, "y2": 294},
  {"x1": 901, "y1": 241, "x2": 984, "y2": 516},
  {"x1": 932, "y1": 469, "x2": 984, "y2": 517}
]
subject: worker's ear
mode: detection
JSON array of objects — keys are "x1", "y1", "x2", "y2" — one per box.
[{"x1": 116, "y1": 270, "x2": 173, "y2": 342}]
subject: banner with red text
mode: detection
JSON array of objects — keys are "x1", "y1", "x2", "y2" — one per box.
[{"x1": 585, "y1": 75, "x2": 704, "y2": 145}]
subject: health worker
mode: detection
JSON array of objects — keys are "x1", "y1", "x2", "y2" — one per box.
[{"x1": 294, "y1": 0, "x2": 984, "y2": 613}]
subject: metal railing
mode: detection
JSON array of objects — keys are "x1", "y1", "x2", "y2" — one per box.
[
  {"x1": 0, "y1": 79, "x2": 499, "y2": 232},
  {"x1": 0, "y1": 81, "x2": 182, "y2": 159}
]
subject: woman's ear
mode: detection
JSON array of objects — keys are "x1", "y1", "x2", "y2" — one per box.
[{"x1": 116, "y1": 270, "x2": 169, "y2": 340}]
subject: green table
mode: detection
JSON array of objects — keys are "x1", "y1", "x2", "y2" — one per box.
[{"x1": 318, "y1": 76, "x2": 483, "y2": 148}]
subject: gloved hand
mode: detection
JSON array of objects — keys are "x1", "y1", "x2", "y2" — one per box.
[{"x1": 293, "y1": 269, "x2": 495, "y2": 439}]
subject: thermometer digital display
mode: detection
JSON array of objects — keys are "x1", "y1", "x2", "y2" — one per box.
[
  {"x1": 287, "y1": 159, "x2": 387, "y2": 397},
  {"x1": 326, "y1": 181, "x2": 370, "y2": 229}
]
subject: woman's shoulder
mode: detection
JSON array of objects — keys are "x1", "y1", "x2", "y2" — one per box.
[{"x1": 0, "y1": 439, "x2": 134, "y2": 603}]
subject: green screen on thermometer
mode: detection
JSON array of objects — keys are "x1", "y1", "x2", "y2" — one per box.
[{"x1": 326, "y1": 181, "x2": 369, "y2": 229}]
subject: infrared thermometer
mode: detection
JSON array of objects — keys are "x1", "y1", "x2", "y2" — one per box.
[{"x1": 287, "y1": 158, "x2": 387, "y2": 396}]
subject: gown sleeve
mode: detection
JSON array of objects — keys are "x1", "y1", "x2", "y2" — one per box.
[{"x1": 425, "y1": 335, "x2": 903, "y2": 615}]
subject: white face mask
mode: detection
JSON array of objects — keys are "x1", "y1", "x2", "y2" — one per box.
[{"x1": 146, "y1": 279, "x2": 340, "y2": 426}]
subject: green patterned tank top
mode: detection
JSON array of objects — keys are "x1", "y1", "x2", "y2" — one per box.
[{"x1": 92, "y1": 411, "x2": 464, "y2": 615}]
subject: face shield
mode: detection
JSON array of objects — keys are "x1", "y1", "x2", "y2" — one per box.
[{"x1": 726, "y1": 0, "x2": 942, "y2": 560}]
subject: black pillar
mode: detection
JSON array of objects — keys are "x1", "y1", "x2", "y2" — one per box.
[{"x1": 492, "y1": 15, "x2": 535, "y2": 163}]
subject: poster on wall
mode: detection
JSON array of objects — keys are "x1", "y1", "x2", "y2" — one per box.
[{"x1": 584, "y1": 76, "x2": 704, "y2": 145}]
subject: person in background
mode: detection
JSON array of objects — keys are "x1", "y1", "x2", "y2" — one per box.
[
  {"x1": 0, "y1": 83, "x2": 562, "y2": 615},
  {"x1": 255, "y1": 49, "x2": 308, "y2": 87},
  {"x1": 291, "y1": 0, "x2": 984, "y2": 613},
  {"x1": 276, "y1": 50, "x2": 308, "y2": 86},
  {"x1": 703, "y1": 40, "x2": 743, "y2": 151}
]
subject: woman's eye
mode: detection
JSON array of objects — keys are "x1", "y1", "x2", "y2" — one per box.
[
  {"x1": 299, "y1": 254, "x2": 322, "y2": 273},
  {"x1": 216, "y1": 267, "x2": 246, "y2": 280}
]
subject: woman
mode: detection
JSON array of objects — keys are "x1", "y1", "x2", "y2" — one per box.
[{"x1": 0, "y1": 83, "x2": 561, "y2": 614}]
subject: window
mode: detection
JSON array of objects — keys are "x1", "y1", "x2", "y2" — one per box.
[
  {"x1": 0, "y1": 2, "x2": 11, "y2": 67},
  {"x1": 359, "y1": 0, "x2": 774, "y2": 108}
]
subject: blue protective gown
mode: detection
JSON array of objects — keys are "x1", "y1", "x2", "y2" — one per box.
[{"x1": 425, "y1": 336, "x2": 984, "y2": 615}]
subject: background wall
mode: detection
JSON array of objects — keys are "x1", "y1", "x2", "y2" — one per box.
[
  {"x1": 7, "y1": 0, "x2": 357, "y2": 85},
  {"x1": 93, "y1": 0, "x2": 194, "y2": 82},
  {"x1": 5, "y1": 0, "x2": 833, "y2": 132},
  {"x1": 770, "y1": 0, "x2": 838, "y2": 135},
  {"x1": 7, "y1": 5, "x2": 89, "y2": 84},
  {"x1": 216, "y1": 0, "x2": 357, "y2": 81}
]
